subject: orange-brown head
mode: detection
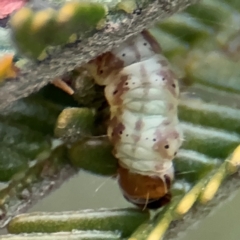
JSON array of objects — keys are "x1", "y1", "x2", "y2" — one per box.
[{"x1": 118, "y1": 165, "x2": 172, "y2": 209}]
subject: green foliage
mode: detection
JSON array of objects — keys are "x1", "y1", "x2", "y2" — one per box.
[
  {"x1": 0, "y1": 88, "x2": 65, "y2": 182},
  {"x1": 8, "y1": 208, "x2": 150, "y2": 238},
  {"x1": 69, "y1": 137, "x2": 118, "y2": 176},
  {"x1": 9, "y1": 2, "x2": 106, "y2": 59},
  {"x1": 54, "y1": 108, "x2": 97, "y2": 139}
]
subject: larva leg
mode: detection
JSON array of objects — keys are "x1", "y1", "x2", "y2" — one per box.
[{"x1": 51, "y1": 78, "x2": 74, "y2": 95}]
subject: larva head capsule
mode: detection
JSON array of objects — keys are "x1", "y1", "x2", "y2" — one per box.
[{"x1": 117, "y1": 165, "x2": 173, "y2": 209}]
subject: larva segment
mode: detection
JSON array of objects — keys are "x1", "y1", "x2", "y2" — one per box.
[{"x1": 86, "y1": 30, "x2": 182, "y2": 208}]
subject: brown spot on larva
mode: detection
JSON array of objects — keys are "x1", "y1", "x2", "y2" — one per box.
[
  {"x1": 109, "y1": 75, "x2": 129, "y2": 106},
  {"x1": 135, "y1": 119, "x2": 144, "y2": 131},
  {"x1": 141, "y1": 30, "x2": 162, "y2": 54},
  {"x1": 108, "y1": 116, "x2": 125, "y2": 144},
  {"x1": 157, "y1": 69, "x2": 178, "y2": 97},
  {"x1": 153, "y1": 125, "x2": 180, "y2": 160},
  {"x1": 131, "y1": 133, "x2": 140, "y2": 143}
]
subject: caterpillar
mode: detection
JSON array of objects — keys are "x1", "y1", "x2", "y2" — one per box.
[{"x1": 85, "y1": 30, "x2": 183, "y2": 209}]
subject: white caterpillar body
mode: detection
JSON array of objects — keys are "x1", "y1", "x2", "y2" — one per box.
[{"x1": 86, "y1": 30, "x2": 183, "y2": 207}]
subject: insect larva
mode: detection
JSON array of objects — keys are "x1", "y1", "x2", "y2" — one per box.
[{"x1": 85, "y1": 30, "x2": 183, "y2": 209}]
